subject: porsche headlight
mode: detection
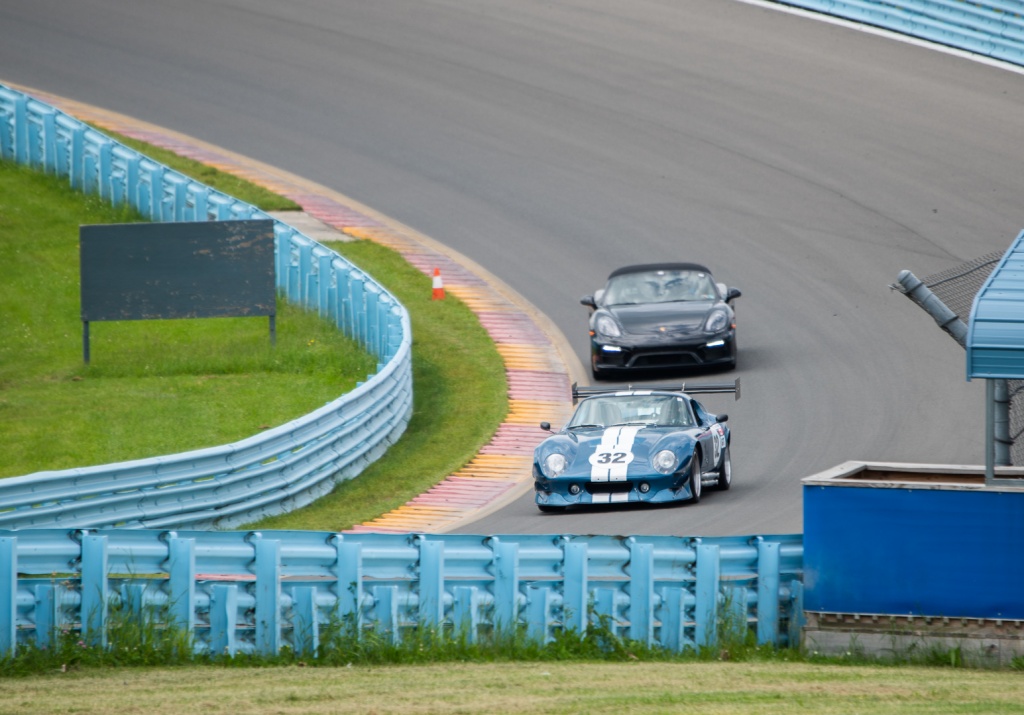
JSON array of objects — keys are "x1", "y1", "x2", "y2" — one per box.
[
  {"x1": 703, "y1": 309, "x2": 729, "y2": 334},
  {"x1": 543, "y1": 453, "x2": 568, "y2": 478},
  {"x1": 652, "y1": 449, "x2": 677, "y2": 474},
  {"x1": 594, "y1": 313, "x2": 621, "y2": 339}
]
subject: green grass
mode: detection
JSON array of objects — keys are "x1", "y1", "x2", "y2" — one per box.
[
  {"x1": 0, "y1": 160, "x2": 377, "y2": 475},
  {"x1": 5, "y1": 660, "x2": 1024, "y2": 715},
  {"x1": 0, "y1": 151, "x2": 506, "y2": 533}
]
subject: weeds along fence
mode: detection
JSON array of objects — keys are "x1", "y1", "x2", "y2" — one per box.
[
  {"x1": 0, "y1": 530, "x2": 805, "y2": 657},
  {"x1": 0, "y1": 84, "x2": 413, "y2": 530}
]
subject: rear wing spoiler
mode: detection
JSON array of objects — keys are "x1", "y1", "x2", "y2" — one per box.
[{"x1": 571, "y1": 378, "x2": 740, "y2": 404}]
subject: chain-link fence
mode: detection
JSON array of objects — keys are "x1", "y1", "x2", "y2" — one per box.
[{"x1": 917, "y1": 252, "x2": 1024, "y2": 465}]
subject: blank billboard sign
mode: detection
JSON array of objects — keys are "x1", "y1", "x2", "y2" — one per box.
[{"x1": 79, "y1": 219, "x2": 276, "y2": 362}]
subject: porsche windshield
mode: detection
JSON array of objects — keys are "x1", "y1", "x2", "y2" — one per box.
[
  {"x1": 568, "y1": 394, "x2": 694, "y2": 428},
  {"x1": 603, "y1": 269, "x2": 717, "y2": 305}
]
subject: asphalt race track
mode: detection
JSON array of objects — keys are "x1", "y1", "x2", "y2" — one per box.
[{"x1": 3, "y1": 0, "x2": 1024, "y2": 536}]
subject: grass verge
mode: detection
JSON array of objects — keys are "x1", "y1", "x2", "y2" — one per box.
[{"x1": 0, "y1": 141, "x2": 507, "y2": 531}]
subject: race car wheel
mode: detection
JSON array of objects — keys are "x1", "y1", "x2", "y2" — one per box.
[
  {"x1": 538, "y1": 504, "x2": 566, "y2": 513},
  {"x1": 714, "y1": 447, "x2": 732, "y2": 491},
  {"x1": 688, "y1": 453, "x2": 702, "y2": 504}
]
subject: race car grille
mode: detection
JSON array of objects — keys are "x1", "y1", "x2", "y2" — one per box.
[
  {"x1": 631, "y1": 351, "x2": 700, "y2": 368},
  {"x1": 585, "y1": 481, "x2": 633, "y2": 495}
]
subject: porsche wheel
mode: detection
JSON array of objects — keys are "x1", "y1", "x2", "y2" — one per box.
[
  {"x1": 688, "y1": 453, "x2": 702, "y2": 504},
  {"x1": 714, "y1": 446, "x2": 732, "y2": 491}
]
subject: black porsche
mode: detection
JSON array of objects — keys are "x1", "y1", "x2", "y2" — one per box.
[{"x1": 581, "y1": 263, "x2": 741, "y2": 380}]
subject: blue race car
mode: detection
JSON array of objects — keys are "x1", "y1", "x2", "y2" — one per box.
[{"x1": 533, "y1": 381, "x2": 738, "y2": 512}]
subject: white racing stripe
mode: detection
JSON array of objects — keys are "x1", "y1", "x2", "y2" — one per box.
[{"x1": 588, "y1": 426, "x2": 641, "y2": 482}]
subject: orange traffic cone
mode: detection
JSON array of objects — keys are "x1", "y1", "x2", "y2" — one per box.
[{"x1": 432, "y1": 267, "x2": 445, "y2": 300}]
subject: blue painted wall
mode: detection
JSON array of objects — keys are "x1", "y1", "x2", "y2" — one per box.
[{"x1": 804, "y1": 484, "x2": 1024, "y2": 618}]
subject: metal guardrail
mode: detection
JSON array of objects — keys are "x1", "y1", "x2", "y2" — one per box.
[
  {"x1": 0, "y1": 530, "x2": 805, "y2": 656},
  {"x1": 0, "y1": 85, "x2": 414, "y2": 530},
  {"x1": 771, "y1": 0, "x2": 1024, "y2": 66}
]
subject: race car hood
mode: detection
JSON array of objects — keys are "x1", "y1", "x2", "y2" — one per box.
[
  {"x1": 607, "y1": 301, "x2": 716, "y2": 336},
  {"x1": 536, "y1": 424, "x2": 696, "y2": 479}
]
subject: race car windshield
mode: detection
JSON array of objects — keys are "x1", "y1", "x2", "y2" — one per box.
[
  {"x1": 568, "y1": 395, "x2": 694, "y2": 428},
  {"x1": 603, "y1": 269, "x2": 717, "y2": 305}
]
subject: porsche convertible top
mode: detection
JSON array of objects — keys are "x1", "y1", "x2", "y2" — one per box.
[{"x1": 607, "y1": 262, "x2": 712, "y2": 279}]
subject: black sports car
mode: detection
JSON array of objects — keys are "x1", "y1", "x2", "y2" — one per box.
[{"x1": 581, "y1": 263, "x2": 741, "y2": 380}]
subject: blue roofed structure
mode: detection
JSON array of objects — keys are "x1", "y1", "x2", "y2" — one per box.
[{"x1": 967, "y1": 229, "x2": 1024, "y2": 380}]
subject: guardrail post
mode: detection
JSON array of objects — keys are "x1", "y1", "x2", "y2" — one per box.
[
  {"x1": 526, "y1": 584, "x2": 551, "y2": 644},
  {"x1": 787, "y1": 579, "x2": 805, "y2": 649},
  {"x1": 168, "y1": 537, "x2": 196, "y2": 636},
  {"x1": 660, "y1": 587, "x2": 687, "y2": 652},
  {"x1": 371, "y1": 585, "x2": 399, "y2": 645},
  {"x1": 125, "y1": 155, "x2": 140, "y2": 209},
  {"x1": 34, "y1": 583, "x2": 59, "y2": 650},
  {"x1": 82, "y1": 534, "x2": 109, "y2": 649},
  {"x1": 452, "y1": 586, "x2": 478, "y2": 643},
  {"x1": 318, "y1": 254, "x2": 332, "y2": 318},
  {"x1": 492, "y1": 540, "x2": 519, "y2": 633},
  {"x1": 593, "y1": 588, "x2": 619, "y2": 638},
  {"x1": 193, "y1": 185, "x2": 208, "y2": 221},
  {"x1": 629, "y1": 540, "x2": 654, "y2": 645},
  {"x1": 756, "y1": 537, "x2": 781, "y2": 645},
  {"x1": 350, "y1": 273, "x2": 367, "y2": 347},
  {"x1": 210, "y1": 584, "x2": 239, "y2": 656},
  {"x1": 121, "y1": 582, "x2": 146, "y2": 622},
  {"x1": 148, "y1": 165, "x2": 164, "y2": 220},
  {"x1": 70, "y1": 125, "x2": 84, "y2": 190},
  {"x1": 98, "y1": 139, "x2": 112, "y2": 201},
  {"x1": 366, "y1": 286, "x2": 381, "y2": 357},
  {"x1": 563, "y1": 542, "x2": 588, "y2": 634},
  {"x1": 13, "y1": 95, "x2": 27, "y2": 164},
  {"x1": 42, "y1": 111, "x2": 57, "y2": 174},
  {"x1": 293, "y1": 586, "x2": 319, "y2": 657},
  {"x1": 419, "y1": 539, "x2": 445, "y2": 631},
  {"x1": 336, "y1": 265, "x2": 352, "y2": 334},
  {"x1": 723, "y1": 584, "x2": 748, "y2": 645},
  {"x1": 695, "y1": 542, "x2": 720, "y2": 649},
  {"x1": 0, "y1": 537, "x2": 15, "y2": 656},
  {"x1": 334, "y1": 538, "x2": 363, "y2": 632},
  {"x1": 83, "y1": 149, "x2": 97, "y2": 195},
  {"x1": 298, "y1": 243, "x2": 314, "y2": 308},
  {"x1": 255, "y1": 538, "x2": 281, "y2": 655},
  {"x1": 170, "y1": 174, "x2": 187, "y2": 220}
]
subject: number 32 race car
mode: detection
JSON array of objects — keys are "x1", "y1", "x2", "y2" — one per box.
[{"x1": 533, "y1": 381, "x2": 738, "y2": 512}]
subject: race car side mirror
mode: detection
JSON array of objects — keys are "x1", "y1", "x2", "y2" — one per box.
[
  {"x1": 540, "y1": 421, "x2": 553, "y2": 432},
  {"x1": 726, "y1": 287, "x2": 742, "y2": 303},
  {"x1": 716, "y1": 414, "x2": 729, "y2": 423},
  {"x1": 580, "y1": 295, "x2": 596, "y2": 309}
]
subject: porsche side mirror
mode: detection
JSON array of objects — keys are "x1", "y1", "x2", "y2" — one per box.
[
  {"x1": 715, "y1": 414, "x2": 729, "y2": 423},
  {"x1": 540, "y1": 421, "x2": 553, "y2": 432},
  {"x1": 726, "y1": 287, "x2": 742, "y2": 303},
  {"x1": 580, "y1": 295, "x2": 596, "y2": 309}
]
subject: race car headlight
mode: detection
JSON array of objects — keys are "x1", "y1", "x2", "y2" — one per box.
[
  {"x1": 594, "y1": 313, "x2": 621, "y2": 339},
  {"x1": 652, "y1": 449, "x2": 677, "y2": 474},
  {"x1": 703, "y1": 309, "x2": 729, "y2": 334},
  {"x1": 543, "y1": 453, "x2": 568, "y2": 478}
]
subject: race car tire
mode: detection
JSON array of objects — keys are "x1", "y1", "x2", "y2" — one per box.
[
  {"x1": 688, "y1": 453, "x2": 702, "y2": 504},
  {"x1": 714, "y1": 446, "x2": 732, "y2": 491},
  {"x1": 538, "y1": 504, "x2": 566, "y2": 513}
]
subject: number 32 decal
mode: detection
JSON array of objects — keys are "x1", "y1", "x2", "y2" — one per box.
[{"x1": 594, "y1": 451, "x2": 628, "y2": 464}]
